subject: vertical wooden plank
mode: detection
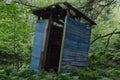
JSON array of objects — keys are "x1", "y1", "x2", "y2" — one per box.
[
  {"x1": 58, "y1": 16, "x2": 67, "y2": 73},
  {"x1": 42, "y1": 20, "x2": 53, "y2": 70},
  {"x1": 30, "y1": 20, "x2": 48, "y2": 73},
  {"x1": 39, "y1": 20, "x2": 49, "y2": 69}
]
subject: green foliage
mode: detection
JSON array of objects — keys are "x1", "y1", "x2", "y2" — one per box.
[
  {"x1": 0, "y1": 0, "x2": 33, "y2": 66},
  {"x1": 0, "y1": 0, "x2": 120, "y2": 80},
  {"x1": 0, "y1": 66, "x2": 120, "y2": 80}
]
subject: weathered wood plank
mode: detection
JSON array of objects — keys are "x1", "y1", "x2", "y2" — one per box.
[{"x1": 30, "y1": 20, "x2": 48, "y2": 73}]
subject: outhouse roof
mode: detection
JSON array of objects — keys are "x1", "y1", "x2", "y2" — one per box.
[{"x1": 32, "y1": 2, "x2": 96, "y2": 25}]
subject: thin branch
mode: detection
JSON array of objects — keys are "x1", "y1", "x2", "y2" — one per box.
[
  {"x1": 93, "y1": 7, "x2": 105, "y2": 20},
  {"x1": 91, "y1": 31, "x2": 120, "y2": 44},
  {"x1": 13, "y1": 1, "x2": 39, "y2": 8},
  {"x1": 78, "y1": 0, "x2": 117, "y2": 20},
  {"x1": 93, "y1": 0, "x2": 116, "y2": 20},
  {"x1": 103, "y1": 29, "x2": 117, "y2": 53},
  {"x1": 99, "y1": 0, "x2": 116, "y2": 7}
]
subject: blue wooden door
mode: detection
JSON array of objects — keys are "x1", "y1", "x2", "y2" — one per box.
[
  {"x1": 59, "y1": 16, "x2": 91, "y2": 72},
  {"x1": 30, "y1": 20, "x2": 49, "y2": 73}
]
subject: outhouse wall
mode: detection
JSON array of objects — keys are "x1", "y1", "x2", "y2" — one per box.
[{"x1": 59, "y1": 16, "x2": 91, "y2": 72}]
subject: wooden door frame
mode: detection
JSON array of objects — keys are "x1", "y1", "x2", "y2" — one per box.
[{"x1": 39, "y1": 20, "x2": 52, "y2": 70}]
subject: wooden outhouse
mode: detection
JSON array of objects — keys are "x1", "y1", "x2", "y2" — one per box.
[{"x1": 30, "y1": 2, "x2": 96, "y2": 73}]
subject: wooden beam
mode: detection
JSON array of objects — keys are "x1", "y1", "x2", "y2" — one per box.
[
  {"x1": 63, "y1": 2, "x2": 96, "y2": 25},
  {"x1": 52, "y1": 19, "x2": 64, "y2": 25}
]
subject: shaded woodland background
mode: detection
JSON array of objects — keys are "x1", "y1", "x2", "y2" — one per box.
[{"x1": 0, "y1": 0, "x2": 120, "y2": 80}]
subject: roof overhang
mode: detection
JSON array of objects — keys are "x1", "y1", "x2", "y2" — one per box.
[{"x1": 32, "y1": 2, "x2": 96, "y2": 26}]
